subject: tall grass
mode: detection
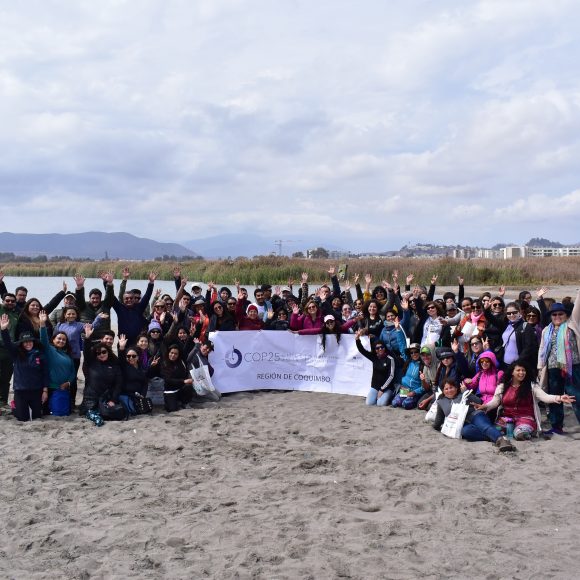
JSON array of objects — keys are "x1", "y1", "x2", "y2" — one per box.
[{"x1": 1, "y1": 256, "x2": 579, "y2": 286}]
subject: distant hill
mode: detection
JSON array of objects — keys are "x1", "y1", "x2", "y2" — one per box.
[
  {"x1": 0, "y1": 232, "x2": 198, "y2": 260},
  {"x1": 525, "y1": 237, "x2": 563, "y2": 248}
]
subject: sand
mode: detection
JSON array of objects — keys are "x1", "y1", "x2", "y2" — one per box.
[{"x1": 1, "y1": 388, "x2": 579, "y2": 580}]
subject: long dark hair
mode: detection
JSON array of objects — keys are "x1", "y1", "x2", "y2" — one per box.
[
  {"x1": 321, "y1": 322, "x2": 342, "y2": 352},
  {"x1": 505, "y1": 360, "x2": 533, "y2": 402}
]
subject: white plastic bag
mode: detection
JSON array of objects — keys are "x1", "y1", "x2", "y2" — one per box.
[
  {"x1": 424, "y1": 389, "x2": 441, "y2": 423},
  {"x1": 441, "y1": 390, "x2": 472, "y2": 439},
  {"x1": 190, "y1": 356, "x2": 217, "y2": 396}
]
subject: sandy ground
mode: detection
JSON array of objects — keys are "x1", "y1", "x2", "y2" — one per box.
[{"x1": 1, "y1": 388, "x2": 579, "y2": 580}]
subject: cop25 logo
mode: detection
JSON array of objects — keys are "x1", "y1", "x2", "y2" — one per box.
[{"x1": 225, "y1": 346, "x2": 242, "y2": 368}]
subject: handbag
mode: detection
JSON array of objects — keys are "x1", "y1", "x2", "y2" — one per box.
[
  {"x1": 190, "y1": 356, "x2": 217, "y2": 396},
  {"x1": 441, "y1": 390, "x2": 472, "y2": 439},
  {"x1": 133, "y1": 395, "x2": 154, "y2": 415},
  {"x1": 147, "y1": 376, "x2": 165, "y2": 406},
  {"x1": 98, "y1": 399, "x2": 128, "y2": 421}
]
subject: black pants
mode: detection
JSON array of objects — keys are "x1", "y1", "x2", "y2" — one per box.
[
  {"x1": 13, "y1": 389, "x2": 43, "y2": 422},
  {"x1": 0, "y1": 352, "x2": 13, "y2": 404}
]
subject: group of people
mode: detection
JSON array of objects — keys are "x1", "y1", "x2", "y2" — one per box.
[
  {"x1": 0, "y1": 267, "x2": 578, "y2": 448},
  {"x1": 0, "y1": 269, "x2": 219, "y2": 423}
]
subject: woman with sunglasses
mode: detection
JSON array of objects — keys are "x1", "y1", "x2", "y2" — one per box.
[
  {"x1": 79, "y1": 343, "x2": 123, "y2": 419},
  {"x1": 538, "y1": 295, "x2": 580, "y2": 435},
  {"x1": 492, "y1": 301, "x2": 538, "y2": 371},
  {"x1": 355, "y1": 329, "x2": 395, "y2": 406},
  {"x1": 208, "y1": 300, "x2": 236, "y2": 332},
  {"x1": 290, "y1": 299, "x2": 323, "y2": 332},
  {"x1": 117, "y1": 334, "x2": 153, "y2": 409}
]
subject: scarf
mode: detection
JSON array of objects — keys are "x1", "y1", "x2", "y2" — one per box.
[
  {"x1": 470, "y1": 311, "x2": 484, "y2": 325},
  {"x1": 541, "y1": 322, "x2": 573, "y2": 379}
]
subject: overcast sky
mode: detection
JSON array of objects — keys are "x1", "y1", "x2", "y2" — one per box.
[{"x1": 1, "y1": 0, "x2": 579, "y2": 251}]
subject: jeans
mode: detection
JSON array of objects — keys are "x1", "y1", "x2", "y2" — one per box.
[
  {"x1": 547, "y1": 365, "x2": 580, "y2": 429},
  {"x1": 392, "y1": 393, "x2": 418, "y2": 409},
  {"x1": 366, "y1": 388, "x2": 394, "y2": 406},
  {"x1": 461, "y1": 411, "x2": 501, "y2": 443}
]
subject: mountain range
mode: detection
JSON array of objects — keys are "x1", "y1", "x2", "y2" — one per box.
[{"x1": 0, "y1": 232, "x2": 197, "y2": 260}]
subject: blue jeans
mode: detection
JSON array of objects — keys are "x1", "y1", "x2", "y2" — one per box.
[
  {"x1": 392, "y1": 393, "x2": 418, "y2": 409},
  {"x1": 547, "y1": 365, "x2": 580, "y2": 429},
  {"x1": 461, "y1": 411, "x2": 501, "y2": 443},
  {"x1": 366, "y1": 388, "x2": 394, "y2": 406}
]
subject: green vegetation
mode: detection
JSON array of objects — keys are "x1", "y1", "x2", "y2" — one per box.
[{"x1": 1, "y1": 256, "x2": 579, "y2": 286}]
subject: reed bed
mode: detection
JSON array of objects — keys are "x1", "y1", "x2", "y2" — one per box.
[{"x1": 1, "y1": 256, "x2": 579, "y2": 286}]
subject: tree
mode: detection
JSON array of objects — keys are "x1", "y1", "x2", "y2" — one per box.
[
  {"x1": 308, "y1": 247, "x2": 329, "y2": 259},
  {"x1": 292, "y1": 251, "x2": 305, "y2": 258}
]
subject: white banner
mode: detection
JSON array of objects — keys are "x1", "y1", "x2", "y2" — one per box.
[{"x1": 209, "y1": 331, "x2": 372, "y2": 397}]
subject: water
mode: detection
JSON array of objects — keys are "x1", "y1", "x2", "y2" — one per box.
[{"x1": 3, "y1": 276, "x2": 577, "y2": 308}]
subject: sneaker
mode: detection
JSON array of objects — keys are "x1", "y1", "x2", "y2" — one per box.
[
  {"x1": 545, "y1": 427, "x2": 566, "y2": 436},
  {"x1": 496, "y1": 437, "x2": 516, "y2": 452}
]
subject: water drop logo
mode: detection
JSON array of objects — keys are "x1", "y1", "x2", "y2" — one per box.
[{"x1": 225, "y1": 345, "x2": 242, "y2": 368}]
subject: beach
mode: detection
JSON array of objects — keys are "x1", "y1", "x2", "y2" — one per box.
[{"x1": 1, "y1": 389, "x2": 579, "y2": 579}]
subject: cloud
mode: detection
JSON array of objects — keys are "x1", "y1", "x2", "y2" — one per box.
[{"x1": 0, "y1": 0, "x2": 579, "y2": 250}]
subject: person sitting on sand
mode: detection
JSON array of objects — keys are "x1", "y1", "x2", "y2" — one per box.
[
  {"x1": 473, "y1": 360, "x2": 575, "y2": 440},
  {"x1": 391, "y1": 344, "x2": 424, "y2": 410},
  {"x1": 432, "y1": 379, "x2": 515, "y2": 452}
]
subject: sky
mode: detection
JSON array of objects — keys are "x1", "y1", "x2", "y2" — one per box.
[{"x1": 1, "y1": 0, "x2": 580, "y2": 253}]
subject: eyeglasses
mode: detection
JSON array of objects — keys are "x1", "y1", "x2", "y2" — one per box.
[
  {"x1": 472, "y1": 306, "x2": 482, "y2": 311},
  {"x1": 491, "y1": 303, "x2": 503, "y2": 308},
  {"x1": 227, "y1": 302, "x2": 236, "y2": 306},
  {"x1": 410, "y1": 350, "x2": 419, "y2": 355},
  {"x1": 426, "y1": 306, "x2": 436, "y2": 311},
  {"x1": 506, "y1": 311, "x2": 519, "y2": 316},
  {"x1": 442, "y1": 355, "x2": 453, "y2": 360},
  {"x1": 325, "y1": 320, "x2": 336, "y2": 325},
  {"x1": 307, "y1": 305, "x2": 317, "y2": 310},
  {"x1": 97, "y1": 350, "x2": 108, "y2": 355},
  {"x1": 150, "y1": 329, "x2": 161, "y2": 334},
  {"x1": 126, "y1": 354, "x2": 138, "y2": 359},
  {"x1": 526, "y1": 314, "x2": 538, "y2": 319},
  {"x1": 470, "y1": 341, "x2": 482, "y2": 346},
  {"x1": 3, "y1": 299, "x2": 15, "y2": 303},
  {"x1": 375, "y1": 345, "x2": 385, "y2": 350}
]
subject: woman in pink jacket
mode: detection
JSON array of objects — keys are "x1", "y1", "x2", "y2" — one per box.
[
  {"x1": 290, "y1": 300, "x2": 323, "y2": 332},
  {"x1": 462, "y1": 350, "x2": 503, "y2": 408}
]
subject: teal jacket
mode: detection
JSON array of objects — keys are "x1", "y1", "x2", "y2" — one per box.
[{"x1": 40, "y1": 327, "x2": 76, "y2": 390}]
